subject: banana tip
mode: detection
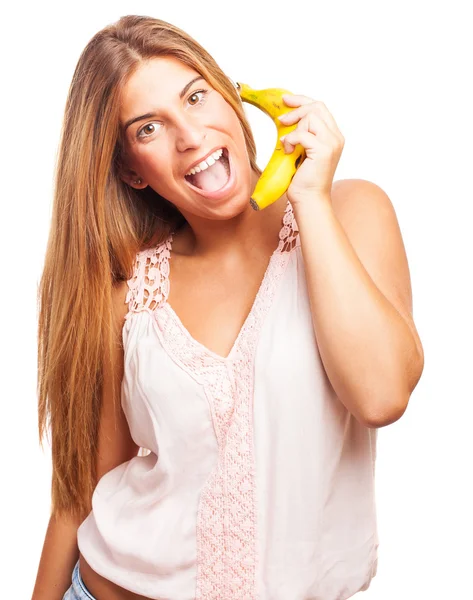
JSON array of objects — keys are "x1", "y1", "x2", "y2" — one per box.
[{"x1": 249, "y1": 198, "x2": 260, "y2": 211}]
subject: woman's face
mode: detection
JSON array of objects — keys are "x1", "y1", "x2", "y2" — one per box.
[{"x1": 119, "y1": 56, "x2": 255, "y2": 218}]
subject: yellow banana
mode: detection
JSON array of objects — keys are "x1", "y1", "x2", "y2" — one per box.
[{"x1": 236, "y1": 82, "x2": 306, "y2": 211}]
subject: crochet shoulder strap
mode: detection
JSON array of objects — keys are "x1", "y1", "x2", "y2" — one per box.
[{"x1": 125, "y1": 235, "x2": 174, "y2": 317}]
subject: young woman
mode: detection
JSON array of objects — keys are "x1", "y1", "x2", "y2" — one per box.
[{"x1": 32, "y1": 14, "x2": 424, "y2": 600}]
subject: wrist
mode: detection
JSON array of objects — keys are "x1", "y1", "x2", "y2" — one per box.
[{"x1": 289, "y1": 192, "x2": 333, "y2": 214}]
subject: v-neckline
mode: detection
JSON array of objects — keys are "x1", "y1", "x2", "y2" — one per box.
[
  {"x1": 162, "y1": 247, "x2": 280, "y2": 362},
  {"x1": 159, "y1": 199, "x2": 296, "y2": 363}
]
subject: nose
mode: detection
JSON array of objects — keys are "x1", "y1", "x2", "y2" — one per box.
[{"x1": 173, "y1": 113, "x2": 207, "y2": 153}]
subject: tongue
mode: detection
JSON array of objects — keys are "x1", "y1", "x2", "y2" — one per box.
[{"x1": 189, "y1": 158, "x2": 229, "y2": 192}]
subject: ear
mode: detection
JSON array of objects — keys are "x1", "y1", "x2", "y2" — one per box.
[{"x1": 119, "y1": 166, "x2": 148, "y2": 190}]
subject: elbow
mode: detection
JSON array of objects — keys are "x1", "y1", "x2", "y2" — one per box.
[
  {"x1": 359, "y1": 395, "x2": 410, "y2": 429},
  {"x1": 359, "y1": 350, "x2": 424, "y2": 429}
]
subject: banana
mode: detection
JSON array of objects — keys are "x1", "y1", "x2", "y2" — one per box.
[{"x1": 236, "y1": 82, "x2": 306, "y2": 211}]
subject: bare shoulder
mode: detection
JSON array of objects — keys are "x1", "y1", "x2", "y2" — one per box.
[
  {"x1": 331, "y1": 178, "x2": 397, "y2": 216},
  {"x1": 330, "y1": 178, "x2": 403, "y2": 247},
  {"x1": 330, "y1": 178, "x2": 424, "y2": 362},
  {"x1": 330, "y1": 178, "x2": 404, "y2": 258},
  {"x1": 330, "y1": 179, "x2": 403, "y2": 256}
]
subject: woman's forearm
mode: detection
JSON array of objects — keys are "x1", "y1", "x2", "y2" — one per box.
[{"x1": 31, "y1": 511, "x2": 81, "y2": 600}]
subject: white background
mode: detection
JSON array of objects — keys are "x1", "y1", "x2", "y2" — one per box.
[{"x1": 1, "y1": 1, "x2": 472, "y2": 598}]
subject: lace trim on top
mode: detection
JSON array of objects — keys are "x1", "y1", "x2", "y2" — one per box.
[
  {"x1": 124, "y1": 200, "x2": 299, "y2": 599},
  {"x1": 124, "y1": 235, "x2": 173, "y2": 319},
  {"x1": 125, "y1": 200, "x2": 299, "y2": 318}
]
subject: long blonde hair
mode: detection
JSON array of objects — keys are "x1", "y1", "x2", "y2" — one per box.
[{"x1": 37, "y1": 14, "x2": 261, "y2": 520}]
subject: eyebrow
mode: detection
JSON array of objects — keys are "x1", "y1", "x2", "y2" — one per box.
[{"x1": 123, "y1": 76, "x2": 205, "y2": 132}]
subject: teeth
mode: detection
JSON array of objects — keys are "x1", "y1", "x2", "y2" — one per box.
[{"x1": 186, "y1": 148, "x2": 224, "y2": 177}]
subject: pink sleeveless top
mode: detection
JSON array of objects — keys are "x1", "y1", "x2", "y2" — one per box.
[{"x1": 77, "y1": 200, "x2": 379, "y2": 600}]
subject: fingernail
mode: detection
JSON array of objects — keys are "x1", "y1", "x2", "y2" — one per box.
[
  {"x1": 280, "y1": 135, "x2": 286, "y2": 142},
  {"x1": 278, "y1": 113, "x2": 288, "y2": 122}
]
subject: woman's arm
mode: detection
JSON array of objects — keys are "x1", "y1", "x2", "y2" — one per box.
[
  {"x1": 293, "y1": 179, "x2": 424, "y2": 428},
  {"x1": 31, "y1": 512, "x2": 82, "y2": 600},
  {"x1": 31, "y1": 281, "x2": 139, "y2": 599},
  {"x1": 279, "y1": 96, "x2": 424, "y2": 428}
]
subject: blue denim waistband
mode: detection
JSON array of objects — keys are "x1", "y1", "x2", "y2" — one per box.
[{"x1": 62, "y1": 560, "x2": 97, "y2": 600}]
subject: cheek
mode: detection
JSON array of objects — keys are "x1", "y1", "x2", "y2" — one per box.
[
  {"x1": 227, "y1": 107, "x2": 247, "y2": 144},
  {"x1": 212, "y1": 96, "x2": 241, "y2": 129},
  {"x1": 224, "y1": 105, "x2": 242, "y2": 130},
  {"x1": 134, "y1": 146, "x2": 170, "y2": 179}
]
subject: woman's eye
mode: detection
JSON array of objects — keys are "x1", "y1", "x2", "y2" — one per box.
[
  {"x1": 137, "y1": 123, "x2": 160, "y2": 138},
  {"x1": 188, "y1": 89, "x2": 208, "y2": 106}
]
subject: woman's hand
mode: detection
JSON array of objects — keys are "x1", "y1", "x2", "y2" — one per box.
[{"x1": 278, "y1": 94, "x2": 345, "y2": 205}]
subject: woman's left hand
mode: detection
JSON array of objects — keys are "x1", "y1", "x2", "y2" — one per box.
[{"x1": 278, "y1": 94, "x2": 345, "y2": 205}]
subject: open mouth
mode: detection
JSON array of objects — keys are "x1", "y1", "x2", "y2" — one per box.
[{"x1": 184, "y1": 147, "x2": 231, "y2": 193}]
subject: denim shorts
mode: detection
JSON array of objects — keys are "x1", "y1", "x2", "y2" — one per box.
[{"x1": 62, "y1": 560, "x2": 97, "y2": 599}]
